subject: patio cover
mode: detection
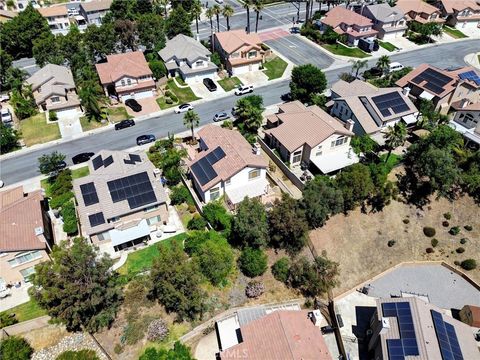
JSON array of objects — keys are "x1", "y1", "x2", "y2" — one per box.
[
  {"x1": 310, "y1": 149, "x2": 359, "y2": 174},
  {"x1": 225, "y1": 178, "x2": 268, "y2": 204},
  {"x1": 402, "y1": 114, "x2": 417, "y2": 125},
  {"x1": 419, "y1": 90, "x2": 435, "y2": 100},
  {"x1": 110, "y1": 219, "x2": 150, "y2": 246}
]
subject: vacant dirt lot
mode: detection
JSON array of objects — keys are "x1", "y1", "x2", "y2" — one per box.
[{"x1": 310, "y1": 196, "x2": 480, "y2": 296}]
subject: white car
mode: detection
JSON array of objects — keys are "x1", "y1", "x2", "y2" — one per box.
[
  {"x1": 215, "y1": 0, "x2": 224, "y2": 3},
  {"x1": 174, "y1": 103, "x2": 193, "y2": 114},
  {"x1": 0, "y1": 94, "x2": 9, "y2": 102},
  {"x1": 234, "y1": 85, "x2": 254, "y2": 96},
  {"x1": 389, "y1": 62, "x2": 404, "y2": 73},
  {"x1": 1, "y1": 108, "x2": 12, "y2": 123}
]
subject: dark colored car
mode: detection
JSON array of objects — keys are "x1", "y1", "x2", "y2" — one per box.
[
  {"x1": 115, "y1": 119, "x2": 135, "y2": 130},
  {"x1": 203, "y1": 78, "x2": 217, "y2": 92},
  {"x1": 125, "y1": 98, "x2": 142, "y2": 112},
  {"x1": 57, "y1": 161, "x2": 67, "y2": 170},
  {"x1": 72, "y1": 152, "x2": 95, "y2": 165},
  {"x1": 290, "y1": 26, "x2": 300, "y2": 34},
  {"x1": 136, "y1": 134, "x2": 156, "y2": 145},
  {"x1": 321, "y1": 326, "x2": 335, "y2": 334}
]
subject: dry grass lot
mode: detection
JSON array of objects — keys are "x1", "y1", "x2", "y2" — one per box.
[{"x1": 310, "y1": 196, "x2": 480, "y2": 297}]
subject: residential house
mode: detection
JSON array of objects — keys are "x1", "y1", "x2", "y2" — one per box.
[
  {"x1": 12, "y1": 57, "x2": 39, "y2": 76},
  {"x1": 264, "y1": 101, "x2": 358, "y2": 174},
  {"x1": 0, "y1": 9, "x2": 17, "y2": 22},
  {"x1": 159, "y1": 34, "x2": 218, "y2": 84},
  {"x1": 216, "y1": 307, "x2": 332, "y2": 359},
  {"x1": 361, "y1": 3, "x2": 408, "y2": 40},
  {"x1": 319, "y1": 6, "x2": 378, "y2": 46},
  {"x1": 329, "y1": 79, "x2": 418, "y2": 141},
  {"x1": 213, "y1": 30, "x2": 266, "y2": 75},
  {"x1": 95, "y1": 51, "x2": 156, "y2": 102},
  {"x1": 38, "y1": 5, "x2": 70, "y2": 36},
  {"x1": 73, "y1": 150, "x2": 169, "y2": 256},
  {"x1": 396, "y1": 0, "x2": 445, "y2": 25},
  {"x1": 26, "y1": 63, "x2": 82, "y2": 119},
  {"x1": 436, "y1": 0, "x2": 480, "y2": 31},
  {"x1": 459, "y1": 304, "x2": 480, "y2": 327},
  {"x1": 187, "y1": 125, "x2": 268, "y2": 206},
  {"x1": 79, "y1": 0, "x2": 112, "y2": 26},
  {"x1": 0, "y1": 187, "x2": 54, "y2": 285},
  {"x1": 368, "y1": 297, "x2": 479, "y2": 360},
  {"x1": 396, "y1": 64, "x2": 480, "y2": 113},
  {"x1": 0, "y1": 0, "x2": 39, "y2": 12},
  {"x1": 450, "y1": 99, "x2": 480, "y2": 149}
]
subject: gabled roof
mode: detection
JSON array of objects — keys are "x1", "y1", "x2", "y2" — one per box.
[
  {"x1": 189, "y1": 125, "x2": 267, "y2": 192},
  {"x1": 0, "y1": 9, "x2": 18, "y2": 19},
  {"x1": 26, "y1": 64, "x2": 75, "y2": 92},
  {"x1": 80, "y1": 0, "x2": 113, "y2": 13},
  {"x1": 159, "y1": 34, "x2": 212, "y2": 63},
  {"x1": 396, "y1": 0, "x2": 441, "y2": 15},
  {"x1": 0, "y1": 187, "x2": 47, "y2": 252},
  {"x1": 439, "y1": 0, "x2": 480, "y2": 14},
  {"x1": 265, "y1": 100, "x2": 354, "y2": 152},
  {"x1": 38, "y1": 5, "x2": 68, "y2": 17},
  {"x1": 214, "y1": 29, "x2": 262, "y2": 53},
  {"x1": 322, "y1": 6, "x2": 374, "y2": 28},
  {"x1": 364, "y1": 4, "x2": 406, "y2": 22},
  {"x1": 95, "y1": 51, "x2": 153, "y2": 85}
]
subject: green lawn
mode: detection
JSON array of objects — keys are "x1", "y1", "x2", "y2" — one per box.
[
  {"x1": 1, "y1": 299, "x2": 47, "y2": 323},
  {"x1": 443, "y1": 26, "x2": 468, "y2": 39},
  {"x1": 379, "y1": 41, "x2": 398, "y2": 52},
  {"x1": 167, "y1": 79, "x2": 200, "y2": 104},
  {"x1": 322, "y1": 43, "x2": 371, "y2": 58},
  {"x1": 107, "y1": 106, "x2": 132, "y2": 123},
  {"x1": 380, "y1": 153, "x2": 403, "y2": 169},
  {"x1": 218, "y1": 77, "x2": 242, "y2": 91},
  {"x1": 72, "y1": 166, "x2": 89, "y2": 179},
  {"x1": 175, "y1": 76, "x2": 186, "y2": 86},
  {"x1": 263, "y1": 57, "x2": 288, "y2": 80},
  {"x1": 20, "y1": 113, "x2": 61, "y2": 147},
  {"x1": 156, "y1": 96, "x2": 177, "y2": 110},
  {"x1": 80, "y1": 116, "x2": 108, "y2": 132},
  {"x1": 117, "y1": 233, "x2": 187, "y2": 276}
]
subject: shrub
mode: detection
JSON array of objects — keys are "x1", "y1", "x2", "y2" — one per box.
[
  {"x1": 423, "y1": 227, "x2": 436, "y2": 237},
  {"x1": 387, "y1": 240, "x2": 396, "y2": 247},
  {"x1": 56, "y1": 350, "x2": 100, "y2": 360},
  {"x1": 426, "y1": 247, "x2": 434, "y2": 254},
  {"x1": 454, "y1": 260, "x2": 460, "y2": 266},
  {"x1": 113, "y1": 344, "x2": 123, "y2": 354},
  {"x1": 455, "y1": 247, "x2": 465, "y2": 254},
  {"x1": 245, "y1": 281, "x2": 265, "y2": 298},
  {"x1": 443, "y1": 212, "x2": 451, "y2": 220},
  {"x1": 169, "y1": 92, "x2": 178, "y2": 103},
  {"x1": 170, "y1": 185, "x2": 192, "y2": 205},
  {"x1": 146, "y1": 319, "x2": 169, "y2": 342},
  {"x1": 239, "y1": 247, "x2": 267, "y2": 278},
  {"x1": 188, "y1": 204, "x2": 196, "y2": 213},
  {"x1": 49, "y1": 111, "x2": 58, "y2": 122},
  {"x1": 203, "y1": 201, "x2": 231, "y2": 234},
  {"x1": 49, "y1": 169, "x2": 73, "y2": 196},
  {"x1": 402, "y1": 219, "x2": 409, "y2": 224},
  {"x1": 61, "y1": 201, "x2": 78, "y2": 235},
  {"x1": 0, "y1": 312, "x2": 18, "y2": 328},
  {"x1": 460, "y1": 238, "x2": 468, "y2": 245},
  {"x1": 165, "y1": 97, "x2": 173, "y2": 104},
  {"x1": 49, "y1": 191, "x2": 74, "y2": 209},
  {"x1": 187, "y1": 215, "x2": 207, "y2": 230},
  {"x1": 442, "y1": 221, "x2": 449, "y2": 227},
  {"x1": 0, "y1": 336, "x2": 33, "y2": 360},
  {"x1": 164, "y1": 90, "x2": 173, "y2": 98},
  {"x1": 449, "y1": 226, "x2": 460, "y2": 235},
  {"x1": 431, "y1": 238, "x2": 439, "y2": 247},
  {"x1": 461, "y1": 259, "x2": 477, "y2": 270},
  {"x1": 271, "y1": 257, "x2": 290, "y2": 283},
  {"x1": 464, "y1": 225, "x2": 473, "y2": 231}
]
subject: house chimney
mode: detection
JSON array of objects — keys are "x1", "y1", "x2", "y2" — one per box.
[
  {"x1": 345, "y1": 119, "x2": 355, "y2": 132},
  {"x1": 252, "y1": 143, "x2": 261, "y2": 155},
  {"x1": 402, "y1": 87, "x2": 411, "y2": 97}
]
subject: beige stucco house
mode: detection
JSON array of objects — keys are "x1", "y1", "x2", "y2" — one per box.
[
  {"x1": 436, "y1": 0, "x2": 480, "y2": 31},
  {"x1": 396, "y1": 0, "x2": 445, "y2": 25},
  {"x1": 38, "y1": 5, "x2": 70, "y2": 35}
]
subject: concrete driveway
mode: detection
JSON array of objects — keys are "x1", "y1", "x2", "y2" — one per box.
[
  {"x1": 125, "y1": 97, "x2": 160, "y2": 117},
  {"x1": 190, "y1": 79, "x2": 226, "y2": 100},
  {"x1": 194, "y1": 331, "x2": 219, "y2": 360},
  {"x1": 237, "y1": 70, "x2": 269, "y2": 87}
]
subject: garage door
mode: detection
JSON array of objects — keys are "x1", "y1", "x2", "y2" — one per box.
[
  {"x1": 55, "y1": 107, "x2": 80, "y2": 120},
  {"x1": 135, "y1": 90, "x2": 153, "y2": 100},
  {"x1": 232, "y1": 65, "x2": 252, "y2": 75},
  {"x1": 120, "y1": 94, "x2": 133, "y2": 102}
]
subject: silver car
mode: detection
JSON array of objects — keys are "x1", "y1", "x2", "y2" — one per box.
[{"x1": 213, "y1": 112, "x2": 229, "y2": 122}]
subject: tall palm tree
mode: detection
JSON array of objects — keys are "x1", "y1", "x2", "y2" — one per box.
[
  {"x1": 191, "y1": 0, "x2": 202, "y2": 34},
  {"x1": 384, "y1": 122, "x2": 407, "y2": 162},
  {"x1": 350, "y1": 59, "x2": 368, "y2": 79},
  {"x1": 184, "y1": 110, "x2": 200, "y2": 141},
  {"x1": 244, "y1": 0, "x2": 253, "y2": 34},
  {"x1": 222, "y1": 4, "x2": 234, "y2": 31},
  {"x1": 206, "y1": 7, "x2": 215, "y2": 36},
  {"x1": 253, "y1": 0, "x2": 264, "y2": 33},
  {"x1": 376, "y1": 55, "x2": 390, "y2": 75},
  {"x1": 212, "y1": 4, "x2": 222, "y2": 32}
]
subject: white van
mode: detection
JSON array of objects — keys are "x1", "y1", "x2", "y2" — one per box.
[{"x1": 389, "y1": 62, "x2": 405, "y2": 73}]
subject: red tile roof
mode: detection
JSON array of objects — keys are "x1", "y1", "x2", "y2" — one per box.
[
  {"x1": 219, "y1": 310, "x2": 332, "y2": 360},
  {"x1": 439, "y1": 0, "x2": 480, "y2": 14},
  {"x1": 214, "y1": 29, "x2": 262, "y2": 53},
  {"x1": 396, "y1": 0, "x2": 441, "y2": 15},
  {"x1": 95, "y1": 51, "x2": 153, "y2": 85},
  {"x1": 322, "y1": 6, "x2": 374, "y2": 28}
]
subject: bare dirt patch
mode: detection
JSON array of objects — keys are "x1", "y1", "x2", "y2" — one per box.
[
  {"x1": 309, "y1": 196, "x2": 480, "y2": 296},
  {"x1": 22, "y1": 325, "x2": 69, "y2": 350}
]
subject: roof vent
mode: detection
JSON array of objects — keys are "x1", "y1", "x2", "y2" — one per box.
[{"x1": 34, "y1": 227, "x2": 44, "y2": 236}]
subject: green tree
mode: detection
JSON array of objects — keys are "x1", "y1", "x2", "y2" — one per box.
[
  {"x1": 350, "y1": 135, "x2": 378, "y2": 155},
  {"x1": 376, "y1": 55, "x2": 390, "y2": 75},
  {"x1": 206, "y1": 7, "x2": 215, "y2": 37},
  {"x1": 140, "y1": 341, "x2": 195, "y2": 360},
  {"x1": 212, "y1": 4, "x2": 221, "y2": 32},
  {"x1": 253, "y1": 0, "x2": 264, "y2": 32},
  {"x1": 350, "y1": 59, "x2": 368, "y2": 78},
  {"x1": 135, "y1": 0, "x2": 153, "y2": 14},
  {"x1": 194, "y1": 235, "x2": 234, "y2": 285},
  {"x1": 3, "y1": 67, "x2": 27, "y2": 92},
  {"x1": 271, "y1": 257, "x2": 290, "y2": 283},
  {"x1": 114, "y1": 19, "x2": 138, "y2": 52},
  {"x1": 232, "y1": 197, "x2": 268, "y2": 248},
  {"x1": 38, "y1": 151, "x2": 66, "y2": 176},
  {"x1": 268, "y1": 194, "x2": 309, "y2": 254},
  {"x1": 108, "y1": 0, "x2": 136, "y2": 21},
  {"x1": 290, "y1": 64, "x2": 327, "y2": 104},
  {"x1": 0, "y1": 49, "x2": 13, "y2": 86},
  {"x1": 202, "y1": 201, "x2": 232, "y2": 234},
  {"x1": 334, "y1": 163, "x2": 375, "y2": 211},
  {"x1": 0, "y1": 336, "x2": 33, "y2": 360},
  {"x1": 150, "y1": 242, "x2": 205, "y2": 321},
  {"x1": 183, "y1": 110, "x2": 200, "y2": 141},
  {"x1": 192, "y1": 0, "x2": 203, "y2": 34},
  {"x1": 235, "y1": 96, "x2": 264, "y2": 135},
  {"x1": 79, "y1": 82, "x2": 104, "y2": 121},
  {"x1": 222, "y1": 4, "x2": 234, "y2": 30},
  {"x1": 384, "y1": 122, "x2": 407, "y2": 162},
  {"x1": 149, "y1": 59, "x2": 167, "y2": 80},
  {"x1": 137, "y1": 13, "x2": 166, "y2": 51},
  {"x1": 33, "y1": 32, "x2": 64, "y2": 67},
  {"x1": 165, "y1": 5, "x2": 193, "y2": 39},
  {"x1": 10, "y1": 86, "x2": 37, "y2": 120},
  {"x1": 239, "y1": 247, "x2": 268, "y2": 277},
  {"x1": 148, "y1": 145, "x2": 187, "y2": 185},
  {"x1": 83, "y1": 23, "x2": 117, "y2": 61},
  {"x1": 0, "y1": 122, "x2": 20, "y2": 154},
  {"x1": 30, "y1": 238, "x2": 122, "y2": 332},
  {"x1": 244, "y1": 0, "x2": 253, "y2": 33}
]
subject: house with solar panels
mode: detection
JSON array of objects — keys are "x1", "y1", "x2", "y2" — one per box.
[
  {"x1": 396, "y1": 64, "x2": 480, "y2": 114},
  {"x1": 368, "y1": 297, "x2": 479, "y2": 360},
  {"x1": 187, "y1": 125, "x2": 268, "y2": 207},
  {"x1": 73, "y1": 150, "x2": 169, "y2": 255}
]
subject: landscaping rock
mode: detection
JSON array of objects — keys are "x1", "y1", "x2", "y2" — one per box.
[{"x1": 32, "y1": 333, "x2": 108, "y2": 360}]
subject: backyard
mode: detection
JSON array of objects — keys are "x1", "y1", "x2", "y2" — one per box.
[
  {"x1": 443, "y1": 26, "x2": 468, "y2": 39},
  {"x1": 263, "y1": 56, "x2": 288, "y2": 80},
  {"x1": 157, "y1": 78, "x2": 200, "y2": 110},
  {"x1": 19, "y1": 113, "x2": 61, "y2": 147},
  {"x1": 322, "y1": 43, "x2": 370, "y2": 58},
  {"x1": 218, "y1": 76, "x2": 242, "y2": 92}
]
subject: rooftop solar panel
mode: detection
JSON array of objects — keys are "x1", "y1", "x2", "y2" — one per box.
[
  {"x1": 411, "y1": 68, "x2": 452, "y2": 95},
  {"x1": 107, "y1": 172, "x2": 157, "y2": 210},
  {"x1": 459, "y1": 70, "x2": 480, "y2": 86},
  {"x1": 103, "y1": 155, "x2": 114, "y2": 168},
  {"x1": 372, "y1": 92, "x2": 409, "y2": 117},
  {"x1": 80, "y1": 182, "x2": 99, "y2": 206},
  {"x1": 382, "y1": 302, "x2": 419, "y2": 359},
  {"x1": 190, "y1": 146, "x2": 226, "y2": 186},
  {"x1": 88, "y1": 212, "x2": 105, "y2": 227},
  {"x1": 129, "y1": 154, "x2": 141, "y2": 163},
  {"x1": 431, "y1": 310, "x2": 464, "y2": 360},
  {"x1": 92, "y1": 155, "x2": 103, "y2": 170}
]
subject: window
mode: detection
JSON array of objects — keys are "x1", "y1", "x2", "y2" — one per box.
[
  {"x1": 51, "y1": 96, "x2": 60, "y2": 103},
  {"x1": 20, "y1": 267, "x2": 36, "y2": 282},
  {"x1": 210, "y1": 187, "x2": 220, "y2": 201},
  {"x1": 248, "y1": 169, "x2": 261, "y2": 180},
  {"x1": 144, "y1": 205, "x2": 158, "y2": 213},
  {"x1": 108, "y1": 216, "x2": 120, "y2": 223},
  {"x1": 8, "y1": 251, "x2": 42, "y2": 267},
  {"x1": 292, "y1": 150, "x2": 302, "y2": 164},
  {"x1": 127, "y1": 78, "x2": 131, "y2": 85},
  {"x1": 97, "y1": 231, "x2": 111, "y2": 241},
  {"x1": 121, "y1": 79, "x2": 126, "y2": 86},
  {"x1": 248, "y1": 50, "x2": 257, "y2": 59},
  {"x1": 225, "y1": 179, "x2": 231, "y2": 186},
  {"x1": 195, "y1": 60, "x2": 203, "y2": 66},
  {"x1": 462, "y1": 113, "x2": 474, "y2": 124},
  {"x1": 146, "y1": 215, "x2": 161, "y2": 225},
  {"x1": 316, "y1": 146, "x2": 323, "y2": 157},
  {"x1": 331, "y1": 136, "x2": 347, "y2": 148}
]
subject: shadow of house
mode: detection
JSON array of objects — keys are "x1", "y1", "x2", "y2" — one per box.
[{"x1": 352, "y1": 306, "x2": 377, "y2": 360}]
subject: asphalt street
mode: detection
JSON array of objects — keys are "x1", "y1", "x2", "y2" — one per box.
[{"x1": 1, "y1": 39, "x2": 479, "y2": 185}]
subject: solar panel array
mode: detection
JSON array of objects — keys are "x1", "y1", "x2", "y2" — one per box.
[
  {"x1": 411, "y1": 68, "x2": 452, "y2": 95},
  {"x1": 124, "y1": 153, "x2": 142, "y2": 165},
  {"x1": 107, "y1": 171, "x2": 157, "y2": 209},
  {"x1": 92, "y1": 155, "x2": 103, "y2": 170},
  {"x1": 382, "y1": 302, "x2": 419, "y2": 360},
  {"x1": 190, "y1": 147, "x2": 226, "y2": 185},
  {"x1": 458, "y1": 70, "x2": 480, "y2": 86},
  {"x1": 88, "y1": 212, "x2": 105, "y2": 227},
  {"x1": 80, "y1": 182, "x2": 99, "y2": 206},
  {"x1": 103, "y1": 155, "x2": 114, "y2": 168},
  {"x1": 372, "y1": 92, "x2": 410, "y2": 117},
  {"x1": 431, "y1": 310, "x2": 464, "y2": 360}
]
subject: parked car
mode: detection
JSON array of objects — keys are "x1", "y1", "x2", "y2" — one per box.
[
  {"x1": 290, "y1": 26, "x2": 300, "y2": 34},
  {"x1": 125, "y1": 98, "x2": 142, "y2": 112},
  {"x1": 215, "y1": 0, "x2": 224, "y2": 3},
  {"x1": 1, "y1": 108, "x2": 12, "y2": 123},
  {"x1": 203, "y1": 78, "x2": 217, "y2": 92},
  {"x1": 0, "y1": 94, "x2": 9, "y2": 102},
  {"x1": 114, "y1": 119, "x2": 135, "y2": 130},
  {"x1": 213, "y1": 112, "x2": 229, "y2": 122},
  {"x1": 321, "y1": 326, "x2": 335, "y2": 334},
  {"x1": 57, "y1": 161, "x2": 67, "y2": 170},
  {"x1": 174, "y1": 103, "x2": 193, "y2": 113},
  {"x1": 72, "y1": 152, "x2": 95, "y2": 164},
  {"x1": 389, "y1": 62, "x2": 405, "y2": 73},
  {"x1": 234, "y1": 85, "x2": 254, "y2": 96},
  {"x1": 136, "y1": 134, "x2": 156, "y2": 145}
]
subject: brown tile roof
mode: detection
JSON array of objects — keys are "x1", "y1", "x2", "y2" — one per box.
[
  {"x1": 439, "y1": 0, "x2": 480, "y2": 13},
  {"x1": 331, "y1": 79, "x2": 377, "y2": 97},
  {"x1": 322, "y1": 6, "x2": 374, "y2": 28},
  {"x1": 95, "y1": 51, "x2": 153, "y2": 85},
  {"x1": 38, "y1": 5, "x2": 68, "y2": 17},
  {"x1": 451, "y1": 99, "x2": 480, "y2": 111},
  {"x1": 0, "y1": 187, "x2": 47, "y2": 252},
  {"x1": 219, "y1": 310, "x2": 332, "y2": 360},
  {"x1": 189, "y1": 125, "x2": 267, "y2": 192},
  {"x1": 214, "y1": 29, "x2": 262, "y2": 53},
  {"x1": 396, "y1": 0, "x2": 442, "y2": 15},
  {"x1": 265, "y1": 101, "x2": 353, "y2": 152},
  {"x1": 80, "y1": 0, "x2": 113, "y2": 12}
]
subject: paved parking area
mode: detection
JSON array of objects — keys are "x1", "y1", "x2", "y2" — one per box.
[
  {"x1": 264, "y1": 34, "x2": 334, "y2": 69},
  {"x1": 125, "y1": 97, "x2": 160, "y2": 117}
]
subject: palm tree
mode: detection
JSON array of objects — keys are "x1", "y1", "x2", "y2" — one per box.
[
  {"x1": 244, "y1": 0, "x2": 253, "y2": 33},
  {"x1": 206, "y1": 7, "x2": 215, "y2": 36},
  {"x1": 222, "y1": 4, "x2": 234, "y2": 31},
  {"x1": 212, "y1": 4, "x2": 222, "y2": 32},
  {"x1": 191, "y1": 0, "x2": 202, "y2": 34},
  {"x1": 384, "y1": 122, "x2": 407, "y2": 162},
  {"x1": 376, "y1": 55, "x2": 390, "y2": 75},
  {"x1": 183, "y1": 110, "x2": 200, "y2": 141},
  {"x1": 350, "y1": 59, "x2": 368, "y2": 79},
  {"x1": 253, "y1": 0, "x2": 264, "y2": 33}
]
